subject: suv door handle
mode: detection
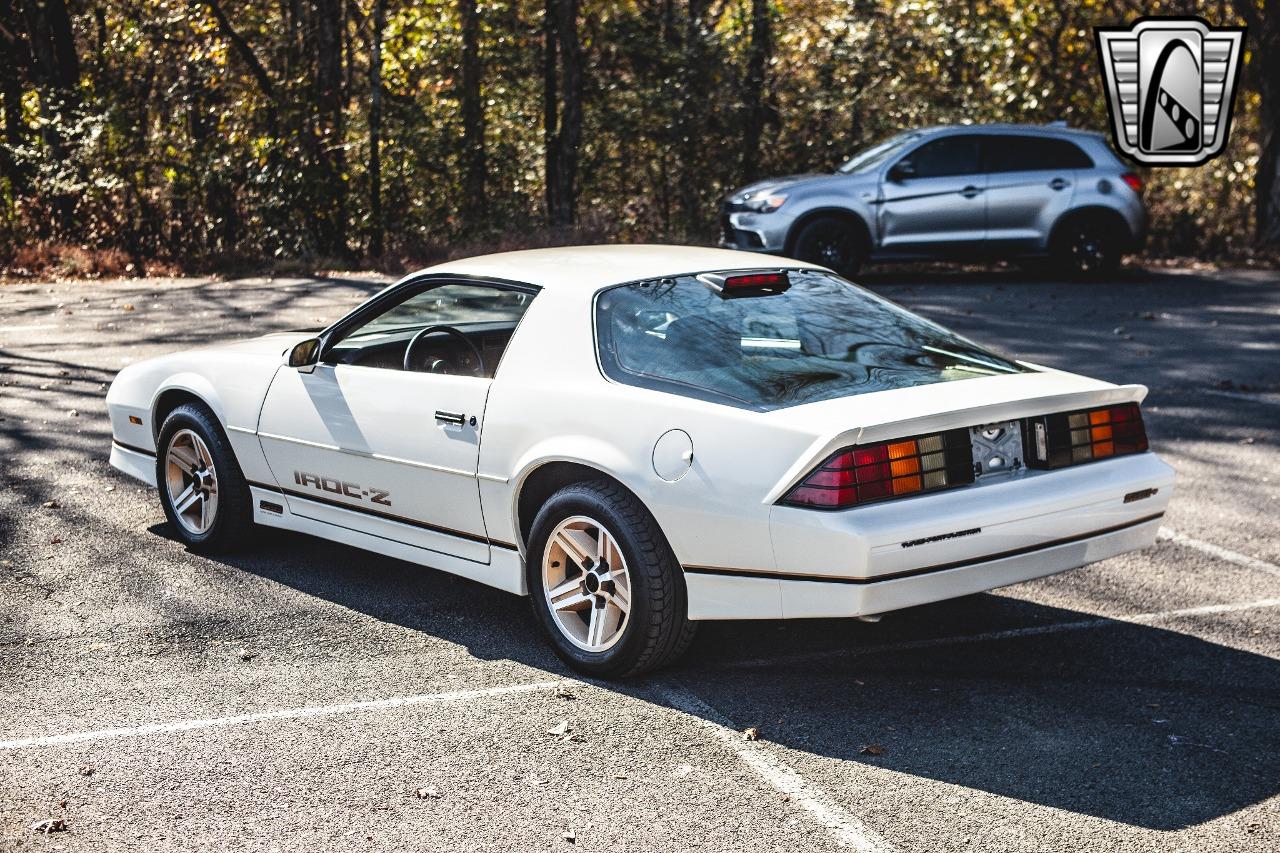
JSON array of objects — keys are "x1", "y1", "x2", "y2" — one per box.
[
  {"x1": 1049, "y1": 177, "x2": 1069, "y2": 190},
  {"x1": 434, "y1": 410, "x2": 466, "y2": 426},
  {"x1": 960, "y1": 185, "x2": 982, "y2": 198}
]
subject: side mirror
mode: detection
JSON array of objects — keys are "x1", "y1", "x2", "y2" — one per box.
[
  {"x1": 288, "y1": 338, "x2": 321, "y2": 373},
  {"x1": 889, "y1": 160, "x2": 916, "y2": 182}
]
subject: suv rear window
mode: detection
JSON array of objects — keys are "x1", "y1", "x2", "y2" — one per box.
[
  {"x1": 984, "y1": 136, "x2": 1094, "y2": 172},
  {"x1": 595, "y1": 271, "x2": 1032, "y2": 411}
]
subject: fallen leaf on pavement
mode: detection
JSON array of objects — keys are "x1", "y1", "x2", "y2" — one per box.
[
  {"x1": 413, "y1": 785, "x2": 441, "y2": 799},
  {"x1": 236, "y1": 648, "x2": 256, "y2": 661},
  {"x1": 554, "y1": 685, "x2": 575, "y2": 700},
  {"x1": 742, "y1": 727, "x2": 760, "y2": 741},
  {"x1": 859, "y1": 744, "x2": 886, "y2": 756},
  {"x1": 547, "y1": 720, "x2": 569, "y2": 737},
  {"x1": 42, "y1": 500, "x2": 60, "y2": 509},
  {"x1": 562, "y1": 830, "x2": 576, "y2": 843},
  {"x1": 31, "y1": 818, "x2": 67, "y2": 834}
]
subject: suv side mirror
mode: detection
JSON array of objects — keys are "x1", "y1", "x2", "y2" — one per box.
[
  {"x1": 889, "y1": 160, "x2": 916, "y2": 182},
  {"x1": 288, "y1": 337, "x2": 321, "y2": 373}
]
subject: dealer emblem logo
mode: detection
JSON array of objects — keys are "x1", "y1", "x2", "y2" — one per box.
[{"x1": 1095, "y1": 17, "x2": 1245, "y2": 167}]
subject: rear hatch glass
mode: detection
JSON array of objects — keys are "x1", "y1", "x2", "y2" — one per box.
[{"x1": 595, "y1": 270, "x2": 1032, "y2": 411}]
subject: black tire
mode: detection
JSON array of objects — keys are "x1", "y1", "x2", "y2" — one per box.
[
  {"x1": 790, "y1": 216, "x2": 866, "y2": 276},
  {"x1": 526, "y1": 480, "x2": 697, "y2": 678},
  {"x1": 155, "y1": 402, "x2": 255, "y2": 552},
  {"x1": 1050, "y1": 214, "x2": 1123, "y2": 278}
]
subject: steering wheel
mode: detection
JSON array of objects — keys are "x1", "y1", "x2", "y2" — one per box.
[{"x1": 402, "y1": 324, "x2": 486, "y2": 377}]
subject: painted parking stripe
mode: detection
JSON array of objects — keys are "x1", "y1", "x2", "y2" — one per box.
[
  {"x1": 720, "y1": 597, "x2": 1280, "y2": 671},
  {"x1": 661, "y1": 683, "x2": 897, "y2": 853},
  {"x1": 1159, "y1": 526, "x2": 1280, "y2": 578},
  {"x1": 0, "y1": 680, "x2": 559, "y2": 751}
]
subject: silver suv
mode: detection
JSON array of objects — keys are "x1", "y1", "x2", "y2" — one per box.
[{"x1": 719, "y1": 124, "x2": 1147, "y2": 277}]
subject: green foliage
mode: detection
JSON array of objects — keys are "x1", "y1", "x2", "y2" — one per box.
[{"x1": 0, "y1": 0, "x2": 1269, "y2": 269}]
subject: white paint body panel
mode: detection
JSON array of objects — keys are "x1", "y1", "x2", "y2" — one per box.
[
  {"x1": 257, "y1": 363, "x2": 493, "y2": 563},
  {"x1": 105, "y1": 245, "x2": 1175, "y2": 622}
]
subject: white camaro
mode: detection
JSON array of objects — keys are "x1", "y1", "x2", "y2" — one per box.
[{"x1": 106, "y1": 245, "x2": 1175, "y2": 676}]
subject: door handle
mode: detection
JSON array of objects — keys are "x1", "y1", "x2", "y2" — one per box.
[
  {"x1": 960, "y1": 185, "x2": 982, "y2": 198},
  {"x1": 1049, "y1": 177, "x2": 1069, "y2": 190},
  {"x1": 434, "y1": 410, "x2": 466, "y2": 426}
]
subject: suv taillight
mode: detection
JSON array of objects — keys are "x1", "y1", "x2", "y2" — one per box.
[
  {"x1": 1120, "y1": 172, "x2": 1143, "y2": 194},
  {"x1": 1023, "y1": 403, "x2": 1148, "y2": 469},
  {"x1": 780, "y1": 429, "x2": 974, "y2": 510}
]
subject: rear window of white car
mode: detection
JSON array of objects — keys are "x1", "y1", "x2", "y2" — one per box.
[{"x1": 595, "y1": 270, "x2": 1032, "y2": 411}]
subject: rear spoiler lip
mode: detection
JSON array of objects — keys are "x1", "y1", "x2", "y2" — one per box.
[{"x1": 763, "y1": 384, "x2": 1149, "y2": 505}]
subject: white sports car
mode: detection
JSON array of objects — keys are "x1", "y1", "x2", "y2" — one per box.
[{"x1": 106, "y1": 245, "x2": 1174, "y2": 676}]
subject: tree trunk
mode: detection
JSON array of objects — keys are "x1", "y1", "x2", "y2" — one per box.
[
  {"x1": 543, "y1": 0, "x2": 559, "y2": 225},
  {"x1": 740, "y1": 0, "x2": 772, "y2": 183},
  {"x1": 368, "y1": 0, "x2": 385, "y2": 257},
  {"x1": 677, "y1": 0, "x2": 708, "y2": 235},
  {"x1": 459, "y1": 0, "x2": 487, "y2": 229},
  {"x1": 549, "y1": 0, "x2": 581, "y2": 227},
  {"x1": 312, "y1": 0, "x2": 348, "y2": 256},
  {"x1": 1254, "y1": 13, "x2": 1280, "y2": 244}
]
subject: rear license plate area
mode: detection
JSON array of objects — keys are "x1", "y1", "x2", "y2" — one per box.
[{"x1": 969, "y1": 421, "x2": 1026, "y2": 480}]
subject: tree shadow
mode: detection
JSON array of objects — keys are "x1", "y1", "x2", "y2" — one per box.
[{"x1": 155, "y1": 521, "x2": 1280, "y2": 832}]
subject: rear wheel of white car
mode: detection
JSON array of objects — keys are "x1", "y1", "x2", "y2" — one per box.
[
  {"x1": 527, "y1": 480, "x2": 696, "y2": 678},
  {"x1": 156, "y1": 403, "x2": 254, "y2": 553},
  {"x1": 791, "y1": 216, "x2": 865, "y2": 276}
]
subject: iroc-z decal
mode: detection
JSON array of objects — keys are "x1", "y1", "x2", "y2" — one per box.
[{"x1": 293, "y1": 471, "x2": 392, "y2": 506}]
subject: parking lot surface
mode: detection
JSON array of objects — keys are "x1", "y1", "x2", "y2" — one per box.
[{"x1": 1, "y1": 265, "x2": 1277, "y2": 852}]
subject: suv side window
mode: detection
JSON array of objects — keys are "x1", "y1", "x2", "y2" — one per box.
[
  {"x1": 983, "y1": 136, "x2": 1094, "y2": 172},
  {"x1": 901, "y1": 136, "x2": 982, "y2": 179}
]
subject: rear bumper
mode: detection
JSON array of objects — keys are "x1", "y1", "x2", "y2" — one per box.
[{"x1": 684, "y1": 452, "x2": 1174, "y2": 620}]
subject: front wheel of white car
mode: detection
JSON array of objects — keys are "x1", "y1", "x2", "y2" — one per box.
[
  {"x1": 156, "y1": 402, "x2": 254, "y2": 553},
  {"x1": 526, "y1": 480, "x2": 697, "y2": 678}
]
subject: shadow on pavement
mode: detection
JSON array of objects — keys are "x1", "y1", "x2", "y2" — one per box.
[{"x1": 168, "y1": 521, "x2": 1280, "y2": 833}]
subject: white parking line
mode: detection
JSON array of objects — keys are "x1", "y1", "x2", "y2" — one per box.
[
  {"x1": 721, "y1": 597, "x2": 1280, "y2": 671},
  {"x1": 1159, "y1": 526, "x2": 1280, "y2": 578},
  {"x1": 0, "y1": 680, "x2": 559, "y2": 751},
  {"x1": 661, "y1": 683, "x2": 897, "y2": 853}
]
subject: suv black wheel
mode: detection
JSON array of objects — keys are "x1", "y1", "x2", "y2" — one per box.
[
  {"x1": 155, "y1": 402, "x2": 255, "y2": 552},
  {"x1": 1052, "y1": 215, "x2": 1122, "y2": 278},
  {"x1": 526, "y1": 480, "x2": 697, "y2": 678},
  {"x1": 791, "y1": 216, "x2": 865, "y2": 276}
]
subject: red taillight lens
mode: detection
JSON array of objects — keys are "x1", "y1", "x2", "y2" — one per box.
[
  {"x1": 1120, "y1": 172, "x2": 1143, "y2": 194},
  {"x1": 698, "y1": 270, "x2": 791, "y2": 298},
  {"x1": 781, "y1": 429, "x2": 975, "y2": 510},
  {"x1": 1025, "y1": 403, "x2": 1148, "y2": 469}
]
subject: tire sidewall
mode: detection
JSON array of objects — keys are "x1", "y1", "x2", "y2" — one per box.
[
  {"x1": 155, "y1": 404, "x2": 246, "y2": 550},
  {"x1": 525, "y1": 485, "x2": 665, "y2": 677},
  {"x1": 793, "y1": 217, "x2": 864, "y2": 277}
]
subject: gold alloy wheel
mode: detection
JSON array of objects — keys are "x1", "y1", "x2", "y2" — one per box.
[
  {"x1": 164, "y1": 428, "x2": 219, "y2": 536},
  {"x1": 542, "y1": 515, "x2": 633, "y2": 652}
]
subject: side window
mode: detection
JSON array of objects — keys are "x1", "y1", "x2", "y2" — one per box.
[
  {"x1": 984, "y1": 136, "x2": 1095, "y2": 173},
  {"x1": 325, "y1": 282, "x2": 536, "y2": 375},
  {"x1": 902, "y1": 136, "x2": 982, "y2": 179}
]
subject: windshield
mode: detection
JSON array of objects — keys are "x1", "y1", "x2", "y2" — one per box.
[
  {"x1": 836, "y1": 133, "x2": 920, "y2": 174},
  {"x1": 595, "y1": 271, "x2": 1031, "y2": 411}
]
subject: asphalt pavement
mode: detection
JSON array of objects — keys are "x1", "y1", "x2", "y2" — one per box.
[{"x1": 1, "y1": 264, "x2": 1277, "y2": 852}]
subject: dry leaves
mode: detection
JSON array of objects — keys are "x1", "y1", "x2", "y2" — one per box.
[
  {"x1": 742, "y1": 726, "x2": 760, "y2": 741},
  {"x1": 236, "y1": 648, "x2": 256, "y2": 661},
  {"x1": 554, "y1": 685, "x2": 575, "y2": 700},
  {"x1": 42, "y1": 500, "x2": 60, "y2": 509},
  {"x1": 546, "y1": 720, "x2": 569, "y2": 737},
  {"x1": 31, "y1": 818, "x2": 67, "y2": 834},
  {"x1": 413, "y1": 785, "x2": 441, "y2": 800},
  {"x1": 858, "y1": 744, "x2": 886, "y2": 756}
]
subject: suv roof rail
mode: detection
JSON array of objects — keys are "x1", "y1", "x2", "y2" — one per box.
[{"x1": 1046, "y1": 120, "x2": 1069, "y2": 127}]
